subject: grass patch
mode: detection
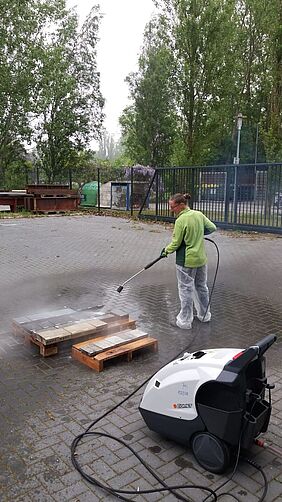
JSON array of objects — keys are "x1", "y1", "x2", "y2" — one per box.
[{"x1": 0, "y1": 210, "x2": 36, "y2": 219}]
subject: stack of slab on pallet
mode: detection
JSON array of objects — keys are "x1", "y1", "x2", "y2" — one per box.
[{"x1": 13, "y1": 307, "x2": 158, "y2": 371}]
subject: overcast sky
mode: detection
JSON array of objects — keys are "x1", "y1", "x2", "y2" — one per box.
[{"x1": 66, "y1": 0, "x2": 156, "y2": 139}]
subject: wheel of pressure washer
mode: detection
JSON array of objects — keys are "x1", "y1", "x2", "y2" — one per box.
[{"x1": 191, "y1": 432, "x2": 230, "y2": 474}]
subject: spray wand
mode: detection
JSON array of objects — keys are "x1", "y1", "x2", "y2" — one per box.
[
  {"x1": 117, "y1": 255, "x2": 165, "y2": 293},
  {"x1": 117, "y1": 237, "x2": 216, "y2": 294}
]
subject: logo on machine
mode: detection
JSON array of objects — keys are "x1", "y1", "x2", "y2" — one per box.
[{"x1": 172, "y1": 403, "x2": 192, "y2": 409}]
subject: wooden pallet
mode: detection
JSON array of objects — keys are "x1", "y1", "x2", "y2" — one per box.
[
  {"x1": 72, "y1": 333, "x2": 158, "y2": 372},
  {"x1": 13, "y1": 308, "x2": 135, "y2": 357}
]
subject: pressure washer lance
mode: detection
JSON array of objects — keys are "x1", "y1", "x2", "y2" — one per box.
[
  {"x1": 117, "y1": 255, "x2": 165, "y2": 293},
  {"x1": 117, "y1": 237, "x2": 217, "y2": 294}
]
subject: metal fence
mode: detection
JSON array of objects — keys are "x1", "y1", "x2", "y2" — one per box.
[
  {"x1": 138, "y1": 163, "x2": 282, "y2": 234},
  {"x1": 84, "y1": 167, "x2": 154, "y2": 216},
  {"x1": 8, "y1": 162, "x2": 280, "y2": 233}
]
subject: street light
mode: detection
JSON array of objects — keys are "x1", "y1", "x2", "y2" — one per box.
[
  {"x1": 233, "y1": 112, "x2": 245, "y2": 223},
  {"x1": 233, "y1": 113, "x2": 244, "y2": 165}
]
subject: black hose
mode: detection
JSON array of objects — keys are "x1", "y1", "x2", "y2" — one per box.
[
  {"x1": 243, "y1": 459, "x2": 268, "y2": 502},
  {"x1": 72, "y1": 431, "x2": 217, "y2": 501},
  {"x1": 87, "y1": 237, "x2": 269, "y2": 502},
  {"x1": 70, "y1": 239, "x2": 221, "y2": 500}
]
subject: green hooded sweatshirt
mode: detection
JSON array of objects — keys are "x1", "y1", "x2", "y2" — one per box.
[{"x1": 165, "y1": 208, "x2": 216, "y2": 268}]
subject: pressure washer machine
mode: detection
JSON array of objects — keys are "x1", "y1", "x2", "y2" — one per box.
[{"x1": 139, "y1": 334, "x2": 276, "y2": 474}]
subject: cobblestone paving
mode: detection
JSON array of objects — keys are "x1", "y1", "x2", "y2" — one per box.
[{"x1": 0, "y1": 215, "x2": 281, "y2": 501}]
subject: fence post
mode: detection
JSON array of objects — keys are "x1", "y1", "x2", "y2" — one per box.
[
  {"x1": 97, "y1": 167, "x2": 100, "y2": 212},
  {"x1": 138, "y1": 169, "x2": 156, "y2": 218},
  {"x1": 224, "y1": 168, "x2": 231, "y2": 223},
  {"x1": 130, "y1": 167, "x2": 134, "y2": 216},
  {"x1": 172, "y1": 169, "x2": 176, "y2": 195},
  {"x1": 233, "y1": 165, "x2": 238, "y2": 224},
  {"x1": 155, "y1": 169, "x2": 159, "y2": 218},
  {"x1": 190, "y1": 167, "x2": 195, "y2": 209}
]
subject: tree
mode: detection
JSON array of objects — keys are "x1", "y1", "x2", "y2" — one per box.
[
  {"x1": 155, "y1": 0, "x2": 241, "y2": 165},
  {"x1": 96, "y1": 130, "x2": 123, "y2": 160},
  {"x1": 124, "y1": 0, "x2": 281, "y2": 166},
  {"x1": 227, "y1": 0, "x2": 281, "y2": 162},
  {"x1": 0, "y1": 0, "x2": 62, "y2": 187},
  {"x1": 120, "y1": 16, "x2": 177, "y2": 167},
  {"x1": 0, "y1": 0, "x2": 104, "y2": 187},
  {"x1": 35, "y1": 5, "x2": 104, "y2": 182},
  {"x1": 262, "y1": 0, "x2": 282, "y2": 160}
]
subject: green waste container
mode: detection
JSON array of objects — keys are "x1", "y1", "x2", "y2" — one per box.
[{"x1": 80, "y1": 181, "x2": 98, "y2": 207}]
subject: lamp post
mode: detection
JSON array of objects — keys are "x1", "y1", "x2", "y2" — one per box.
[
  {"x1": 254, "y1": 123, "x2": 260, "y2": 200},
  {"x1": 233, "y1": 113, "x2": 244, "y2": 223},
  {"x1": 233, "y1": 113, "x2": 243, "y2": 165}
]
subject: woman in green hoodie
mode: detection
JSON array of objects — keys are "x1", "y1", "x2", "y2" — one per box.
[{"x1": 162, "y1": 193, "x2": 216, "y2": 330}]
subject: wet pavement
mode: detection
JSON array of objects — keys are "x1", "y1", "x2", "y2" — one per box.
[{"x1": 0, "y1": 215, "x2": 281, "y2": 501}]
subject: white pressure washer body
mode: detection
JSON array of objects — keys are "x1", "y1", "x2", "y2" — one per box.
[{"x1": 139, "y1": 335, "x2": 276, "y2": 473}]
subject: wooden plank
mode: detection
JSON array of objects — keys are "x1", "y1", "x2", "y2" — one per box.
[
  {"x1": 72, "y1": 347, "x2": 102, "y2": 371},
  {"x1": 72, "y1": 337, "x2": 158, "y2": 372},
  {"x1": 40, "y1": 345, "x2": 58, "y2": 357},
  {"x1": 95, "y1": 337, "x2": 157, "y2": 362},
  {"x1": 24, "y1": 334, "x2": 58, "y2": 357}
]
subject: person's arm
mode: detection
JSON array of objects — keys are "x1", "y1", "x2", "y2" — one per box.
[
  {"x1": 203, "y1": 214, "x2": 217, "y2": 235},
  {"x1": 164, "y1": 219, "x2": 185, "y2": 254}
]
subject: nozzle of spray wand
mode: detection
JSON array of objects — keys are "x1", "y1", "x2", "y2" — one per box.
[{"x1": 116, "y1": 255, "x2": 165, "y2": 294}]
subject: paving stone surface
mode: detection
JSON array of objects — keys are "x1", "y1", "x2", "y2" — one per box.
[{"x1": 0, "y1": 214, "x2": 281, "y2": 501}]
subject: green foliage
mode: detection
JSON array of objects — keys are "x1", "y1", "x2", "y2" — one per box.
[
  {"x1": 35, "y1": 5, "x2": 104, "y2": 182},
  {"x1": 1, "y1": 0, "x2": 281, "y2": 190},
  {"x1": 120, "y1": 16, "x2": 177, "y2": 167},
  {"x1": 95, "y1": 130, "x2": 125, "y2": 161},
  {"x1": 120, "y1": 0, "x2": 282, "y2": 166},
  {"x1": 0, "y1": 0, "x2": 52, "y2": 187},
  {"x1": 0, "y1": 0, "x2": 104, "y2": 188},
  {"x1": 2, "y1": 159, "x2": 32, "y2": 190}
]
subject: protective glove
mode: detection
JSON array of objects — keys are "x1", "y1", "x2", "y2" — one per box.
[{"x1": 160, "y1": 247, "x2": 168, "y2": 258}]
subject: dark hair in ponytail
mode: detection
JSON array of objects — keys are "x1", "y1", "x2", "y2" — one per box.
[{"x1": 170, "y1": 193, "x2": 191, "y2": 205}]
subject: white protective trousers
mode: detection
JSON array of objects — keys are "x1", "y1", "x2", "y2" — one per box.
[{"x1": 175, "y1": 264, "x2": 211, "y2": 329}]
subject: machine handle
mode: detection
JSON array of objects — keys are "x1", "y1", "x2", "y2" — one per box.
[
  {"x1": 220, "y1": 334, "x2": 277, "y2": 380},
  {"x1": 255, "y1": 334, "x2": 277, "y2": 357},
  {"x1": 144, "y1": 255, "x2": 165, "y2": 270}
]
